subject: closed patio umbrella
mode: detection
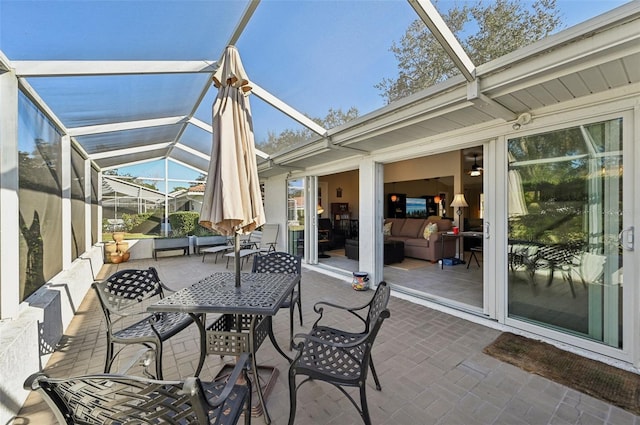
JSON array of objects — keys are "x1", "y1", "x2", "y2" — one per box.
[
  {"x1": 200, "y1": 45, "x2": 265, "y2": 286},
  {"x1": 508, "y1": 152, "x2": 528, "y2": 218}
]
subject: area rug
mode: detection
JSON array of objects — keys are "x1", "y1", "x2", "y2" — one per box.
[
  {"x1": 483, "y1": 332, "x2": 640, "y2": 415},
  {"x1": 387, "y1": 258, "x2": 431, "y2": 271}
]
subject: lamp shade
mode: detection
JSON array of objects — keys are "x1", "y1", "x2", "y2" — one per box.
[{"x1": 450, "y1": 194, "x2": 468, "y2": 208}]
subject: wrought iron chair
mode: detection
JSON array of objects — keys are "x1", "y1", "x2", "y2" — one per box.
[
  {"x1": 288, "y1": 281, "x2": 391, "y2": 425},
  {"x1": 24, "y1": 353, "x2": 252, "y2": 425},
  {"x1": 252, "y1": 251, "x2": 302, "y2": 350},
  {"x1": 92, "y1": 267, "x2": 195, "y2": 379}
]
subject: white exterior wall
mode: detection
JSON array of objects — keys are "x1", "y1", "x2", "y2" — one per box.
[
  {"x1": 265, "y1": 86, "x2": 640, "y2": 370},
  {"x1": 262, "y1": 175, "x2": 288, "y2": 253}
]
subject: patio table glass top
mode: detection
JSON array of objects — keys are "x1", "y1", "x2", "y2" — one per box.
[{"x1": 147, "y1": 272, "x2": 299, "y2": 316}]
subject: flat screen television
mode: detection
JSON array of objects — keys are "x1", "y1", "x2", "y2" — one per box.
[{"x1": 406, "y1": 197, "x2": 428, "y2": 218}]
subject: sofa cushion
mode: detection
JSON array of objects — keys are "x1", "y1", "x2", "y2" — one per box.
[
  {"x1": 383, "y1": 221, "x2": 393, "y2": 236},
  {"x1": 404, "y1": 238, "x2": 430, "y2": 248},
  {"x1": 399, "y1": 218, "x2": 425, "y2": 238},
  {"x1": 386, "y1": 218, "x2": 406, "y2": 237},
  {"x1": 386, "y1": 235, "x2": 411, "y2": 243}
]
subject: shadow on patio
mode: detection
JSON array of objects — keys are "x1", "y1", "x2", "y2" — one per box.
[{"x1": 14, "y1": 255, "x2": 637, "y2": 425}]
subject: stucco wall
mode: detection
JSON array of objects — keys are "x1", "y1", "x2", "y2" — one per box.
[{"x1": 0, "y1": 245, "x2": 103, "y2": 424}]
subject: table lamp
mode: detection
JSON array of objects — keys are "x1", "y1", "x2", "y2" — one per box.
[{"x1": 450, "y1": 193, "x2": 468, "y2": 228}]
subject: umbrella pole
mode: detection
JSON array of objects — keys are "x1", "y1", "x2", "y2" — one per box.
[{"x1": 235, "y1": 232, "x2": 241, "y2": 287}]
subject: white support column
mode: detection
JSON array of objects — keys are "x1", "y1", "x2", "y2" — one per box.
[
  {"x1": 61, "y1": 135, "x2": 72, "y2": 269},
  {"x1": 359, "y1": 159, "x2": 384, "y2": 286},
  {"x1": 84, "y1": 158, "x2": 92, "y2": 251},
  {"x1": 305, "y1": 176, "x2": 319, "y2": 264},
  {"x1": 0, "y1": 69, "x2": 20, "y2": 319},
  {"x1": 97, "y1": 169, "x2": 103, "y2": 243}
]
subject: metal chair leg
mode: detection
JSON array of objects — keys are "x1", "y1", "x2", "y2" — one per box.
[{"x1": 288, "y1": 370, "x2": 297, "y2": 425}]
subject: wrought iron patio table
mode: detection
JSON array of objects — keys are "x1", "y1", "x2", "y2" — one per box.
[{"x1": 148, "y1": 271, "x2": 299, "y2": 424}]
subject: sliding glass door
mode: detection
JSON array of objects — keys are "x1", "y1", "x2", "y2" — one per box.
[
  {"x1": 507, "y1": 117, "x2": 626, "y2": 348},
  {"x1": 287, "y1": 178, "x2": 305, "y2": 258},
  {"x1": 286, "y1": 176, "x2": 320, "y2": 263}
]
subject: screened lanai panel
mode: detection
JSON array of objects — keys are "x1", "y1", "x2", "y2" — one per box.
[
  {"x1": 170, "y1": 147, "x2": 210, "y2": 174},
  {"x1": 26, "y1": 74, "x2": 209, "y2": 129},
  {"x1": 236, "y1": 1, "x2": 417, "y2": 141},
  {"x1": 178, "y1": 124, "x2": 212, "y2": 155},
  {"x1": 0, "y1": 1, "x2": 248, "y2": 61},
  {"x1": 95, "y1": 148, "x2": 169, "y2": 170},
  {"x1": 76, "y1": 125, "x2": 182, "y2": 156}
]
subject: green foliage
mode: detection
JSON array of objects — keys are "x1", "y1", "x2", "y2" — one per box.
[
  {"x1": 121, "y1": 212, "x2": 154, "y2": 232},
  {"x1": 377, "y1": 0, "x2": 562, "y2": 103},
  {"x1": 257, "y1": 107, "x2": 359, "y2": 155},
  {"x1": 168, "y1": 211, "x2": 200, "y2": 236},
  {"x1": 191, "y1": 214, "x2": 220, "y2": 236}
]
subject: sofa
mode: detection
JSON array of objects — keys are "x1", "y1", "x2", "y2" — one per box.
[{"x1": 384, "y1": 217, "x2": 456, "y2": 262}]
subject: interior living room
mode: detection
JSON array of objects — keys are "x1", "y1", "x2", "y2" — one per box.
[{"x1": 318, "y1": 148, "x2": 485, "y2": 312}]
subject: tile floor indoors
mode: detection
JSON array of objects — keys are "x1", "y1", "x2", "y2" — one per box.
[{"x1": 14, "y1": 253, "x2": 640, "y2": 425}]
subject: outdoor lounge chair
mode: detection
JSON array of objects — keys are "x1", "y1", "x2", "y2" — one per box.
[
  {"x1": 252, "y1": 251, "x2": 302, "y2": 349},
  {"x1": 92, "y1": 267, "x2": 195, "y2": 379},
  {"x1": 288, "y1": 281, "x2": 391, "y2": 425},
  {"x1": 249, "y1": 223, "x2": 279, "y2": 255},
  {"x1": 224, "y1": 232, "x2": 262, "y2": 269},
  {"x1": 24, "y1": 353, "x2": 252, "y2": 425}
]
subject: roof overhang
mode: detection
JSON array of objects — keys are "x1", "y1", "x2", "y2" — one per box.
[{"x1": 257, "y1": 1, "x2": 640, "y2": 176}]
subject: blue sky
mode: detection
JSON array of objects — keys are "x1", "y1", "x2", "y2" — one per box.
[{"x1": 0, "y1": 0, "x2": 630, "y2": 191}]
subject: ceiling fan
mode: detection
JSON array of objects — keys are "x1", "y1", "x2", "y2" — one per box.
[{"x1": 468, "y1": 153, "x2": 483, "y2": 177}]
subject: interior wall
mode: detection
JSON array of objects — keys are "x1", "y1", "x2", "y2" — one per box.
[
  {"x1": 385, "y1": 151, "x2": 461, "y2": 183},
  {"x1": 319, "y1": 170, "x2": 359, "y2": 219},
  {"x1": 465, "y1": 183, "x2": 483, "y2": 219}
]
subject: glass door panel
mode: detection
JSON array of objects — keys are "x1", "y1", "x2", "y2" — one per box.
[
  {"x1": 507, "y1": 118, "x2": 623, "y2": 348},
  {"x1": 287, "y1": 178, "x2": 305, "y2": 257}
]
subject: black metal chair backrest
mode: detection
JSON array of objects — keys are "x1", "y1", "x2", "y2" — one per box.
[
  {"x1": 94, "y1": 267, "x2": 165, "y2": 313},
  {"x1": 24, "y1": 354, "x2": 252, "y2": 425},
  {"x1": 287, "y1": 281, "x2": 391, "y2": 425},
  {"x1": 92, "y1": 267, "x2": 195, "y2": 380},
  {"x1": 365, "y1": 281, "x2": 391, "y2": 332},
  {"x1": 252, "y1": 251, "x2": 301, "y2": 275}
]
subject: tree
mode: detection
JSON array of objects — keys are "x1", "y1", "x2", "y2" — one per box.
[
  {"x1": 257, "y1": 107, "x2": 359, "y2": 155},
  {"x1": 103, "y1": 169, "x2": 158, "y2": 190},
  {"x1": 376, "y1": 0, "x2": 562, "y2": 103}
]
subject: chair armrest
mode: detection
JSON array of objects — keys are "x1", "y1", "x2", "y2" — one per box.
[
  {"x1": 183, "y1": 353, "x2": 250, "y2": 409},
  {"x1": 312, "y1": 300, "x2": 368, "y2": 328},
  {"x1": 291, "y1": 331, "x2": 368, "y2": 352}
]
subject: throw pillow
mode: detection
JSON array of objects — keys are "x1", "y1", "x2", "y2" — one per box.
[
  {"x1": 424, "y1": 223, "x2": 438, "y2": 238},
  {"x1": 383, "y1": 222, "x2": 392, "y2": 236}
]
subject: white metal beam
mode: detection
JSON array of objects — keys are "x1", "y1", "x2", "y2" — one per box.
[
  {"x1": 174, "y1": 143, "x2": 210, "y2": 161},
  {"x1": 252, "y1": 82, "x2": 327, "y2": 137},
  {"x1": 100, "y1": 156, "x2": 166, "y2": 171},
  {"x1": 68, "y1": 116, "x2": 187, "y2": 136},
  {"x1": 466, "y1": 78, "x2": 516, "y2": 121},
  {"x1": 188, "y1": 117, "x2": 213, "y2": 133},
  {"x1": 12, "y1": 60, "x2": 217, "y2": 77},
  {"x1": 168, "y1": 157, "x2": 208, "y2": 175},
  {"x1": 89, "y1": 142, "x2": 172, "y2": 160},
  {"x1": 407, "y1": 0, "x2": 476, "y2": 82},
  {"x1": 226, "y1": 1, "x2": 261, "y2": 47},
  {"x1": 0, "y1": 51, "x2": 11, "y2": 72}
]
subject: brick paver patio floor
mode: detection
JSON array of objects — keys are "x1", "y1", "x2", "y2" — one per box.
[{"x1": 14, "y1": 254, "x2": 640, "y2": 424}]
